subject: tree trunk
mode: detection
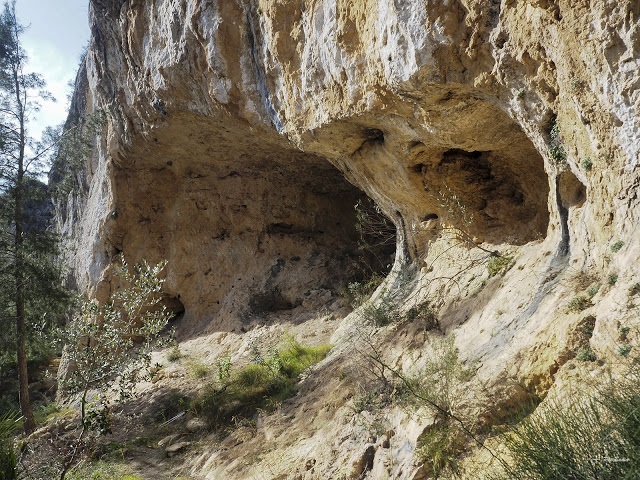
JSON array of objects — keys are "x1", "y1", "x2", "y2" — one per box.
[
  {"x1": 16, "y1": 294, "x2": 35, "y2": 434},
  {"x1": 13, "y1": 52, "x2": 35, "y2": 434},
  {"x1": 15, "y1": 171, "x2": 35, "y2": 433}
]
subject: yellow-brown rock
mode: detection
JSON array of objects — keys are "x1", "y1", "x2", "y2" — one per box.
[{"x1": 55, "y1": 0, "x2": 640, "y2": 478}]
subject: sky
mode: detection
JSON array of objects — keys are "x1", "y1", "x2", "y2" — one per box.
[{"x1": 15, "y1": 0, "x2": 91, "y2": 140}]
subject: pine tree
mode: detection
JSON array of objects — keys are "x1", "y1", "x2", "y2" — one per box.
[{"x1": 0, "y1": 1, "x2": 72, "y2": 433}]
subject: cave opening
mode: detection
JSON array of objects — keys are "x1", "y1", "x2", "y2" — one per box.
[
  {"x1": 410, "y1": 146, "x2": 549, "y2": 245},
  {"x1": 108, "y1": 114, "x2": 396, "y2": 333}
]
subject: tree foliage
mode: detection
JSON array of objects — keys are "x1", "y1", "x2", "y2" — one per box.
[
  {"x1": 0, "y1": 0, "x2": 76, "y2": 433},
  {"x1": 56, "y1": 258, "x2": 172, "y2": 479},
  {"x1": 62, "y1": 258, "x2": 172, "y2": 429}
]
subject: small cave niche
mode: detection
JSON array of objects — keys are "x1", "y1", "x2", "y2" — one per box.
[
  {"x1": 402, "y1": 94, "x2": 551, "y2": 248},
  {"x1": 411, "y1": 142, "x2": 549, "y2": 245},
  {"x1": 557, "y1": 170, "x2": 587, "y2": 209},
  {"x1": 362, "y1": 127, "x2": 385, "y2": 144},
  {"x1": 554, "y1": 169, "x2": 586, "y2": 257},
  {"x1": 249, "y1": 288, "x2": 294, "y2": 316}
]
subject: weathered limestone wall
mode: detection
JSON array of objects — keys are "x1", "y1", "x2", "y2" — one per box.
[
  {"x1": 56, "y1": 0, "x2": 640, "y2": 477},
  {"x1": 60, "y1": 0, "x2": 640, "y2": 395}
]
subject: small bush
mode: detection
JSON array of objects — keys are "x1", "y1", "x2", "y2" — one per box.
[
  {"x1": 361, "y1": 290, "x2": 401, "y2": 327},
  {"x1": 345, "y1": 274, "x2": 384, "y2": 308},
  {"x1": 575, "y1": 348, "x2": 596, "y2": 362},
  {"x1": 587, "y1": 285, "x2": 600, "y2": 297},
  {"x1": 619, "y1": 326, "x2": 631, "y2": 341},
  {"x1": 0, "y1": 412, "x2": 20, "y2": 480},
  {"x1": 549, "y1": 120, "x2": 566, "y2": 163},
  {"x1": 406, "y1": 303, "x2": 440, "y2": 331},
  {"x1": 611, "y1": 240, "x2": 624, "y2": 253},
  {"x1": 618, "y1": 344, "x2": 632, "y2": 358},
  {"x1": 401, "y1": 337, "x2": 481, "y2": 477},
  {"x1": 352, "y1": 389, "x2": 382, "y2": 414},
  {"x1": 487, "y1": 255, "x2": 514, "y2": 277},
  {"x1": 608, "y1": 274, "x2": 619, "y2": 286},
  {"x1": 416, "y1": 422, "x2": 466, "y2": 478},
  {"x1": 34, "y1": 401, "x2": 63, "y2": 425},
  {"x1": 488, "y1": 364, "x2": 640, "y2": 480},
  {"x1": 581, "y1": 158, "x2": 593, "y2": 171},
  {"x1": 629, "y1": 283, "x2": 640, "y2": 296},
  {"x1": 216, "y1": 354, "x2": 232, "y2": 382},
  {"x1": 0, "y1": 446, "x2": 17, "y2": 480},
  {"x1": 567, "y1": 295, "x2": 591, "y2": 313},
  {"x1": 189, "y1": 362, "x2": 210, "y2": 379}
]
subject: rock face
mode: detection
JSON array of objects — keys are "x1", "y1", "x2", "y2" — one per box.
[{"x1": 58, "y1": 0, "x2": 640, "y2": 478}]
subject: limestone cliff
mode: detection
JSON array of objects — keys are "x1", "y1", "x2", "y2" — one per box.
[{"x1": 56, "y1": 0, "x2": 640, "y2": 478}]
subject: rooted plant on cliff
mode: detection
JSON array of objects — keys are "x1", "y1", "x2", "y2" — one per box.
[
  {"x1": 488, "y1": 361, "x2": 640, "y2": 479},
  {"x1": 355, "y1": 332, "x2": 501, "y2": 477},
  {"x1": 59, "y1": 258, "x2": 173, "y2": 478},
  {"x1": 354, "y1": 198, "x2": 396, "y2": 273},
  {"x1": 549, "y1": 118, "x2": 567, "y2": 164}
]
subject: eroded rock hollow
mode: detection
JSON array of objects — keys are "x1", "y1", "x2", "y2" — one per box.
[{"x1": 104, "y1": 112, "x2": 395, "y2": 333}]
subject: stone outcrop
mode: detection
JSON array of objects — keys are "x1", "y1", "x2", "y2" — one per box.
[{"x1": 56, "y1": 0, "x2": 640, "y2": 477}]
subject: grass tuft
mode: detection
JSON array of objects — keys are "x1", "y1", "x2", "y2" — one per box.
[
  {"x1": 567, "y1": 295, "x2": 592, "y2": 313},
  {"x1": 487, "y1": 255, "x2": 514, "y2": 277},
  {"x1": 192, "y1": 338, "x2": 330, "y2": 430},
  {"x1": 575, "y1": 348, "x2": 597, "y2": 362}
]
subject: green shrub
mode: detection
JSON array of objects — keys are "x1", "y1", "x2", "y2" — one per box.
[
  {"x1": 416, "y1": 422, "x2": 466, "y2": 478},
  {"x1": 0, "y1": 445, "x2": 17, "y2": 480},
  {"x1": 404, "y1": 336, "x2": 475, "y2": 413},
  {"x1": 345, "y1": 274, "x2": 384, "y2": 308},
  {"x1": 361, "y1": 290, "x2": 401, "y2": 327},
  {"x1": 611, "y1": 240, "x2": 624, "y2": 253},
  {"x1": 581, "y1": 158, "x2": 593, "y2": 171},
  {"x1": 62, "y1": 257, "x2": 173, "y2": 436},
  {"x1": 193, "y1": 338, "x2": 330, "y2": 429},
  {"x1": 406, "y1": 303, "x2": 440, "y2": 331},
  {"x1": 629, "y1": 283, "x2": 640, "y2": 296},
  {"x1": 34, "y1": 401, "x2": 62, "y2": 425},
  {"x1": 488, "y1": 365, "x2": 640, "y2": 480},
  {"x1": 567, "y1": 295, "x2": 591, "y2": 313},
  {"x1": 619, "y1": 326, "x2": 631, "y2": 341},
  {"x1": 587, "y1": 285, "x2": 600, "y2": 297},
  {"x1": 189, "y1": 361, "x2": 210, "y2": 379},
  {"x1": 608, "y1": 274, "x2": 619, "y2": 286},
  {"x1": 575, "y1": 348, "x2": 597, "y2": 362},
  {"x1": 352, "y1": 389, "x2": 381, "y2": 414},
  {"x1": 549, "y1": 120, "x2": 566, "y2": 163},
  {"x1": 0, "y1": 412, "x2": 20, "y2": 480},
  {"x1": 216, "y1": 354, "x2": 232, "y2": 382},
  {"x1": 402, "y1": 335, "x2": 481, "y2": 477},
  {"x1": 618, "y1": 344, "x2": 632, "y2": 358},
  {"x1": 487, "y1": 255, "x2": 514, "y2": 277}
]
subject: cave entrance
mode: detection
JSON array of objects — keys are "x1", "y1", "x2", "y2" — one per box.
[
  {"x1": 108, "y1": 113, "x2": 395, "y2": 332},
  {"x1": 403, "y1": 98, "x2": 550, "y2": 247}
]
